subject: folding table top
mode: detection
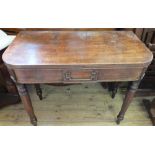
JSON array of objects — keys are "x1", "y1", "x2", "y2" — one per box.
[{"x1": 3, "y1": 31, "x2": 153, "y2": 68}]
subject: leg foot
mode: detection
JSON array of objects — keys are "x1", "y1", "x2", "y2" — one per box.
[
  {"x1": 35, "y1": 84, "x2": 42, "y2": 100},
  {"x1": 30, "y1": 115, "x2": 37, "y2": 126},
  {"x1": 108, "y1": 82, "x2": 119, "y2": 99},
  {"x1": 116, "y1": 113, "x2": 124, "y2": 124},
  {"x1": 112, "y1": 90, "x2": 116, "y2": 99}
]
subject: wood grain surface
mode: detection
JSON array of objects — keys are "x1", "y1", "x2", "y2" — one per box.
[{"x1": 3, "y1": 31, "x2": 152, "y2": 68}]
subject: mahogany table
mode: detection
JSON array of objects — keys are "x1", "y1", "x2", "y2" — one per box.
[{"x1": 2, "y1": 31, "x2": 153, "y2": 126}]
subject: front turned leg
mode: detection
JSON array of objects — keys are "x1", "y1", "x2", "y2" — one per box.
[
  {"x1": 34, "y1": 84, "x2": 43, "y2": 100},
  {"x1": 116, "y1": 80, "x2": 140, "y2": 124},
  {"x1": 16, "y1": 84, "x2": 37, "y2": 126}
]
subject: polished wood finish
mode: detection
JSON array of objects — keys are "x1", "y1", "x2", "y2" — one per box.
[
  {"x1": 3, "y1": 31, "x2": 152, "y2": 67},
  {"x1": 2, "y1": 31, "x2": 153, "y2": 125},
  {"x1": 14, "y1": 67, "x2": 144, "y2": 84}
]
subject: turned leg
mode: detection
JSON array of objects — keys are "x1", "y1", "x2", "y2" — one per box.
[
  {"x1": 116, "y1": 80, "x2": 141, "y2": 124},
  {"x1": 16, "y1": 83, "x2": 37, "y2": 126},
  {"x1": 34, "y1": 84, "x2": 42, "y2": 100},
  {"x1": 108, "y1": 82, "x2": 119, "y2": 99},
  {"x1": 111, "y1": 82, "x2": 119, "y2": 99}
]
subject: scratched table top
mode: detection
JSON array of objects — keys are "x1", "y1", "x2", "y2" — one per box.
[{"x1": 2, "y1": 31, "x2": 153, "y2": 68}]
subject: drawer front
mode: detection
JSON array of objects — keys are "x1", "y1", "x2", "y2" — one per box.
[
  {"x1": 15, "y1": 69, "x2": 62, "y2": 83},
  {"x1": 63, "y1": 70, "x2": 98, "y2": 82},
  {"x1": 14, "y1": 67, "x2": 143, "y2": 83},
  {"x1": 62, "y1": 68, "x2": 143, "y2": 83}
]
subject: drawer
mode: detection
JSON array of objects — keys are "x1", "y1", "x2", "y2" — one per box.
[
  {"x1": 62, "y1": 68, "x2": 143, "y2": 83},
  {"x1": 63, "y1": 69, "x2": 98, "y2": 82},
  {"x1": 14, "y1": 67, "x2": 143, "y2": 84}
]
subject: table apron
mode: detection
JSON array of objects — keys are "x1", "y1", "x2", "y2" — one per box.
[{"x1": 13, "y1": 67, "x2": 144, "y2": 84}]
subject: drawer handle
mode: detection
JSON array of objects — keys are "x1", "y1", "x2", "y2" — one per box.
[{"x1": 64, "y1": 70, "x2": 98, "y2": 81}]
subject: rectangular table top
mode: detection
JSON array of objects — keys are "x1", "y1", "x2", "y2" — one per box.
[{"x1": 3, "y1": 31, "x2": 153, "y2": 69}]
